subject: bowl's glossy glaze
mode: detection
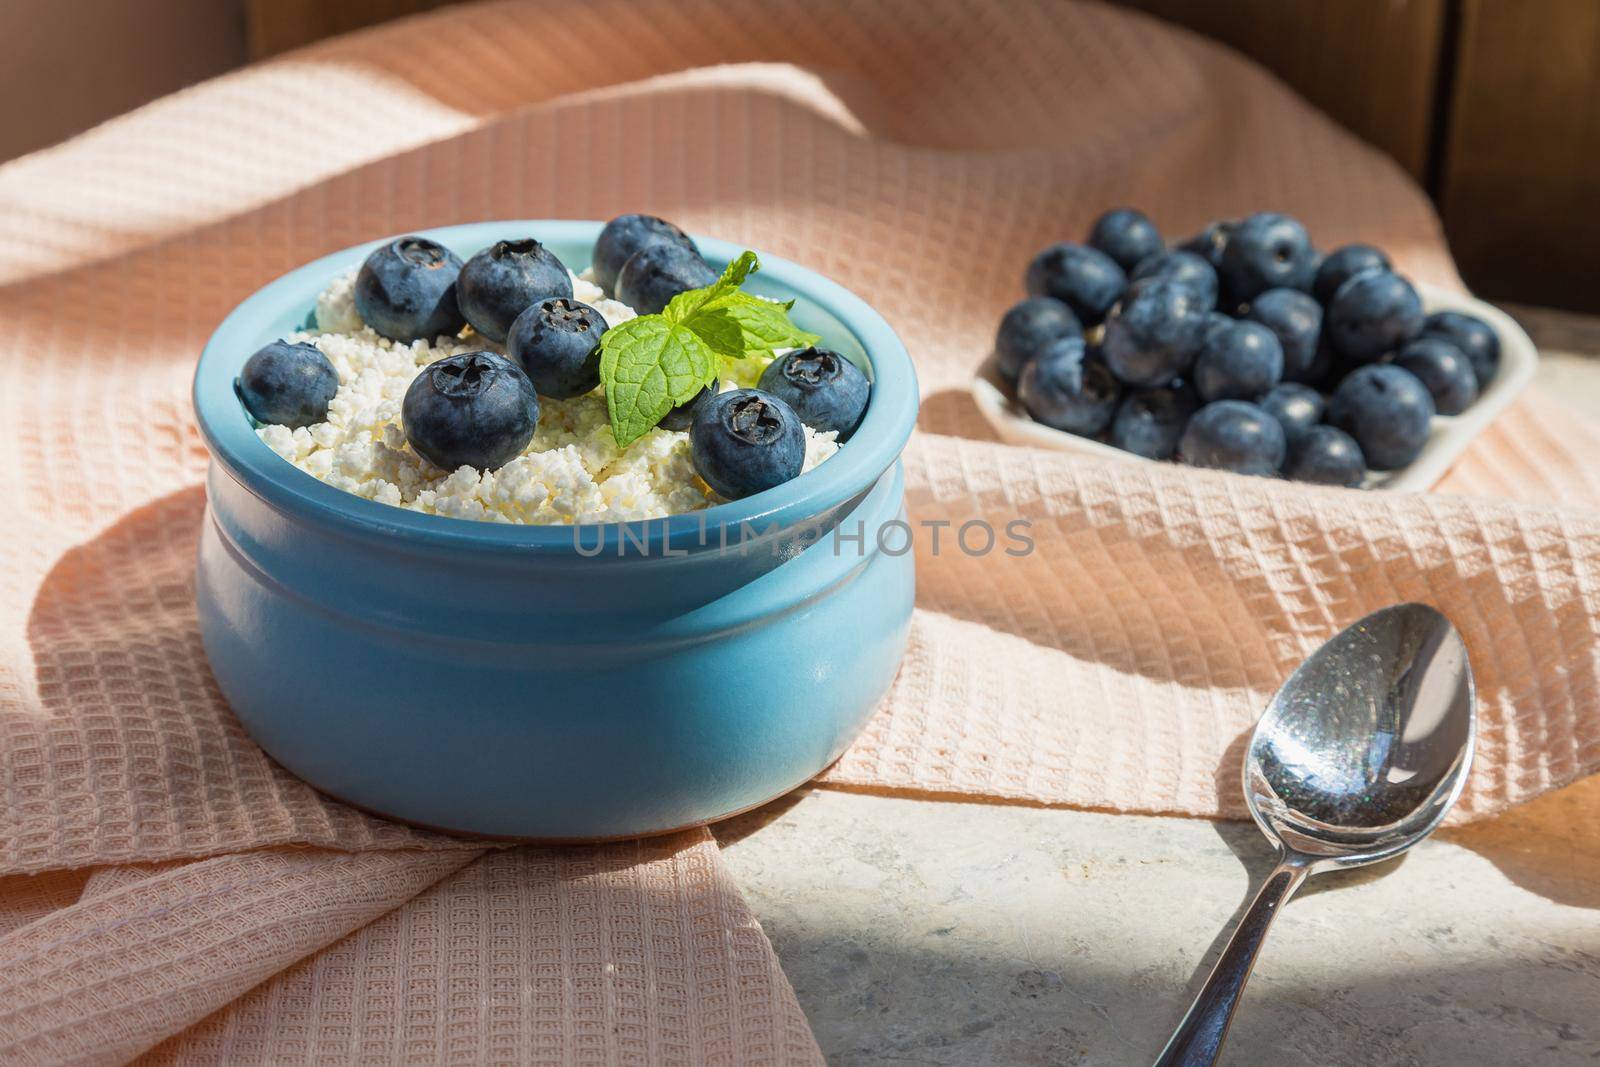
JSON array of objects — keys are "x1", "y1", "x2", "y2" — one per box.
[{"x1": 193, "y1": 221, "x2": 918, "y2": 839}]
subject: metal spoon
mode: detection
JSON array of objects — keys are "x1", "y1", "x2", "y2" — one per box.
[{"x1": 1154, "y1": 603, "x2": 1475, "y2": 1067}]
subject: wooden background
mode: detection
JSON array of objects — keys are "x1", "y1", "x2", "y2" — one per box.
[{"x1": 238, "y1": 0, "x2": 1598, "y2": 315}]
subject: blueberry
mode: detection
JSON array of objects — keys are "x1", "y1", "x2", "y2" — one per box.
[
  {"x1": 457, "y1": 238, "x2": 573, "y2": 343},
  {"x1": 1193, "y1": 319, "x2": 1283, "y2": 402},
  {"x1": 1088, "y1": 208, "x2": 1164, "y2": 273},
  {"x1": 1394, "y1": 336, "x2": 1479, "y2": 416},
  {"x1": 1178, "y1": 400, "x2": 1286, "y2": 476},
  {"x1": 1246, "y1": 287, "x2": 1323, "y2": 381},
  {"x1": 1325, "y1": 270, "x2": 1424, "y2": 362},
  {"x1": 354, "y1": 236, "x2": 466, "y2": 343},
  {"x1": 690, "y1": 389, "x2": 805, "y2": 500},
  {"x1": 1178, "y1": 220, "x2": 1237, "y2": 271},
  {"x1": 616, "y1": 242, "x2": 718, "y2": 315},
  {"x1": 757, "y1": 347, "x2": 871, "y2": 441},
  {"x1": 1285, "y1": 426, "x2": 1366, "y2": 487},
  {"x1": 658, "y1": 380, "x2": 718, "y2": 432},
  {"x1": 1327, "y1": 363, "x2": 1435, "y2": 470},
  {"x1": 1018, "y1": 337, "x2": 1121, "y2": 436},
  {"x1": 1218, "y1": 212, "x2": 1315, "y2": 305},
  {"x1": 1421, "y1": 310, "x2": 1500, "y2": 387},
  {"x1": 1101, "y1": 278, "x2": 1208, "y2": 387},
  {"x1": 1256, "y1": 383, "x2": 1325, "y2": 445},
  {"x1": 1130, "y1": 250, "x2": 1218, "y2": 310},
  {"x1": 1024, "y1": 243, "x2": 1127, "y2": 325},
  {"x1": 1110, "y1": 383, "x2": 1199, "y2": 460},
  {"x1": 995, "y1": 296, "x2": 1082, "y2": 383},
  {"x1": 401, "y1": 351, "x2": 540, "y2": 472},
  {"x1": 592, "y1": 214, "x2": 698, "y2": 295},
  {"x1": 239, "y1": 340, "x2": 339, "y2": 428},
  {"x1": 1313, "y1": 243, "x2": 1391, "y2": 305},
  {"x1": 506, "y1": 297, "x2": 607, "y2": 400}
]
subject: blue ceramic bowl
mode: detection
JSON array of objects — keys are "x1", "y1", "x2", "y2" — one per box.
[{"x1": 193, "y1": 221, "x2": 918, "y2": 840}]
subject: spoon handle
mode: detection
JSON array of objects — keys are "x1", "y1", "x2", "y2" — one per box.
[{"x1": 1153, "y1": 858, "x2": 1309, "y2": 1067}]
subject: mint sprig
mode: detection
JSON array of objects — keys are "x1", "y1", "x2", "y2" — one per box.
[{"x1": 598, "y1": 252, "x2": 820, "y2": 447}]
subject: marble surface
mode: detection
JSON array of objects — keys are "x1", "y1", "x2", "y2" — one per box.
[{"x1": 717, "y1": 341, "x2": 1600, "y2": 1066}]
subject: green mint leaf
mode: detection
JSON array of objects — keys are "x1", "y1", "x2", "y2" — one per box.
[
  {"x1": 598, "y1": 316, "x2": 717, "y2": 447},
  {"x1": 663, "y1": 250, "x2": 761, "y2": 324},
  {"x1": 682, "y1": 292, "x2": 821, "y2": 360}
]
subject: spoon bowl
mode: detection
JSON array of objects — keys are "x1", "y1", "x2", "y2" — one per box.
[{"x1": 1155, "y1": 603, "x2": 1475, "y2": 1066}]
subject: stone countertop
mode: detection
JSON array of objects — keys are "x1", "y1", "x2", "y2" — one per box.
[{"x1": 718, "y1": 316, "x2": 1600, "y2": 1066}]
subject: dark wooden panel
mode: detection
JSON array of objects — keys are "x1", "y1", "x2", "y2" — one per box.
[
  {"x1": 1110, "y1": 0, "x2": 1447, "y2": 181},
  {"x1": 247, "y1": 0, "x2": 463, "y2": 59},
  {"x1": 1440, "y1": 0, "x2": 1600, "y2": 312}
]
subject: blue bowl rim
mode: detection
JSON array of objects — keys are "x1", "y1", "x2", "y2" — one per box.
[{"x1": 193, "y1": 220, "x2": 918, "y2": 557}]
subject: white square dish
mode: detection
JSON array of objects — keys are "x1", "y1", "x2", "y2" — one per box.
[{"x1": 970, "y1": 281, "x2": 1538, "y2": 491}]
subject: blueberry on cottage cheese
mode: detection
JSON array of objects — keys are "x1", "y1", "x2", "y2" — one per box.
[
  {"x1": 506, "y1": 297, "x2": 607, "y2": 400},
  {"x1": 456, "y1": 239, "x2": 573, "y2": 343},
  {"x1": 658, "y1": 379, "x2": 719, "y2": 432},
  {"x1": 1421, "y1": 310, "x2": 1500, "y2": 387},
  {"x1": 616, "y1": 242, "x2": 719, "y2": 315},
  {"x1": 239, "y1": 340, "x2": 338, "y2": 428},
  {"x1": 1218, "y1": 213, "x2": 1316, "y2": 306},
  {"x1": 1110, "y1": 382, "x2": 1199, "y2": 460},
  {"x1": 1328, "y1": 363, "x2": 1435, "y2": 470},
  {"x1": 1193, "y1": 319, "x2": 1283, "y2": 402},
  {"x1": 1130, "y1": 250, "x2": 1219, "y2": 311},
  {"x1": 1246, "y1": 287, "x2": 1323, "y2": 382},
  {"x1": 1285, "y1": 425, "x2": 1367, "y2": 487},
  {"x1": 1256, "y1": 382, "x2": 1325, "y2": 446},
  {"x1": 354, "y1": 236, "x2": 466, "y2": 343},
  {"x1": 995, "y1": 296, "x2": 1082, "y2": 383},
  {"x1": 1313, "y1": 243, "x2": 1391, "y2": 305},
  {"x1": 1017, "y1": 336, "x2": 1121, "y2": 436},
  {"x1": 690, "y1": 389, "x2": 806, "y2": 500},
  {"x1": 592, "y1": 214, "x2": 699, "y2": 295},
  {"x1": 757, "y1": 347, "x2": 871, "y2": 441},
  {"x1": 1101, "y1": 278, "x2": 1208, "y2": 387},
  {"x1": 402, "y1": 351, "x2": 540, "y2": 472},
  {"x1": 1024, "y1": 243, "x2": 1127, "y2": 325},
  {"x1": 1178, "y1": 400, "x2": 1286, "y2": 476},
  {"x1": 1088, "y1": 208, "x2": 1164, "y2": 273},
  {"x1": 1395, "y1": 336, "x2": 1479, "y2": 416},
  {"x1": 1326, "y1": 270, "x2": 1424, "y2": 362}
]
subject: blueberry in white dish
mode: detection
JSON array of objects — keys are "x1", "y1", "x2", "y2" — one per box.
[
  {"x1": 1256, "y1": 383, "x2": 1325, "y2": 446},
  {"x1": 355, "y1": 236, "x2": 466, "y2": 343},
  {"x1": 456, "y1": 238, "x2": 573, "y2": 343},
  {"x1": 690, "y1": 389, "x2": 805, "y2": 500},
  {"x1": 1192, "y1": 319, "x2": 1283, "y2": 402},
  {"x1": 757, "y1": 347, "x2": 871, "y2": 441},
  {"x1": 239, "y1": 340, "x2": 338, "y2": 428},
  {"x1": 402, "y1": 351, "x2": 540, "y2": 472},
  {"x1": 1178, "y1": 399, "x2": 1286, "y2": 477},
  {"x1": 1394, "y1": 336, "x2": 1479, "y2": 416},
  {"x1": 1246, "y1": 287, "x2": 1322, "y2": 382},
  {"x1": 1101, "y1": 277, "x2": 1208, "y2": 387},
  {"x1": 1313, "y1": 243, "x2": 1390, "y2": 305},
  {"x1": 1111, "y1": 383, "x2": 1199, "y2": 461},
  {"x1": 1327, "y1": 363, "x2": 1435, "y2": 470},
  {"x1": 1130, "y1": 250, "x2": 1219, "y2": 311},
  {"x1": 658, "y1": 380, "x2": 719, "y2": 432},
  {"x1": 592, "y1": 213, "x2": 699, "y2": 295},
  {"x1": 1088, "y1": 208, "x2": 1164, "y2": 273},
  {"x1": 1024, "y1": 243, "x2": 1127, "y2": 325},
  {"x1": 1325, "y1": 269, "x2": 1424, "y2": 362},
  {"x1": 506, "y1": 297, "x2": 607, "y2": 399},
  {"x1": 1018, "y1": 337, "x2": 1121, "y2": 436},
  {"x1": 1285, "y1": 425, "x2": 1366, "y2": 487},
  {"x1": 1421, "y1": 309, "x2": 1500, "y2": 387},
  {"x1": 616, "y1": 241, "x2": 719, "y2": 315},
  {"x1": 995, "y1": 296, "x2": 1082, "y2": 384},
  {"x1": 1218, "y1": 212, "x2": 1316, "y2": 305}
]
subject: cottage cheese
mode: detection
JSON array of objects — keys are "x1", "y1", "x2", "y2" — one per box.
[{"x1": 257, "y1": 270, "x2": 839, "y2": 524}]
